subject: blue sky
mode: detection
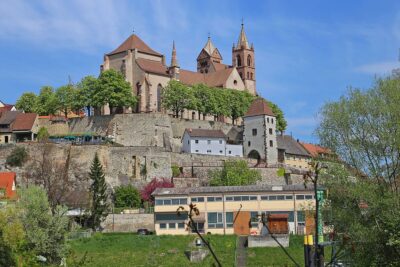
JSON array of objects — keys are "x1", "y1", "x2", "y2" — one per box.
[{"x1": 1, "y1": 0, "x2": 399, "y2": 142}]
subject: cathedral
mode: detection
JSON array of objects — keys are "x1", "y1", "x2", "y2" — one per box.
[{"x1": 100, "y1": 23, "x2": 257, "y2": 119}]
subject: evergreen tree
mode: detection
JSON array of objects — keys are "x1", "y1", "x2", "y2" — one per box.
[{"x1": 89, "y1": 153, "x2": 109, "y2": 231}]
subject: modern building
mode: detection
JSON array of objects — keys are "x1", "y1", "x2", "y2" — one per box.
[
  {"x1": 243, "y1": 98, "x2": 278, "y2": 164},
  {"x1": 100, "y1": 23, "x2": 256, "y2": 118},
  {"x1": 152, "y1": 184, "x2": 315, "y2": 235},
  {"x1": 181, "y1": 128, "x2": 243, "y2": 157},
  {"x1": 277, "y1": 135, "x2": 311, "y2": 169},
  {"x1": 0, "y1": 172, "x2": 17, "y2": 200}
]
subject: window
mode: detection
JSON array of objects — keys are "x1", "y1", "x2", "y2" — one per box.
[
  {"x1": 191, "y1": 222, "x2": 204, "y2": 233},
  {"x1": 225, "y1": 196, "x2": 233, "y2": 201},
  {"x1": 219, "y1": 150, "x2": 223, "y2": 154},
  {"x1": 236, "y1": 55, "x2": 242, "y2": 67},
  {"x1": 188, "y1": 140, "x2": 190, "y2": 145},
  {"x1": 270, "y1": 140, "x2": 273, "y2": 147},
  {"x1": 269, "y1": 195, "x2": 277, "y2": 201},
  {"x1": 269, "y1": 128, "x2": 273, "y2": 135},
  {"x1": 305, "y1": 195, "x2": 313, "y2": 200},
  {"x1": 178, "y1": 222, "x2": 185, "y2": 229},
  {"x1": 226, "y1": 212, "x2": 234, "y2": 228},
  {"x1": 247, "y1": 55, "x2": 252, "y2": 66},
  {"x1": 207, "y1": 150, "x2": 212, "y2": 153},
  {"x1": 207, "y1": 196, "x2": 222, "y2": 202},
  {"x1": 261, "y1": 196, "x2": 268, "y2": 200},
  {"x1": 250, "y1": 196, "x2": 257, "y2": 200},
  {"x1": 285, "y1": 195, "x2": 293, "y2": 200},
  {"x1": 277, "y1": 195, "x2": 285, "y2": 200},
  {"x1": 207, "y1": 140, "x2": 211, "y2": 144},
  {"x1": 297, "y1": 211, "x2": 305, "y2": 223},
  {"x1": 160, "y1": 223, "x2": 166, "y2": 229},
  {"x1": 250, "y1": 211, "x2": 259, "y2": 227},
  {"x1": 227, "y1": 195, "x2": 254, "y2": 201},
  {"x1": 169, "y1": 223, "x2": 176, "y2": 229},
  {"x1": 195, "y1": 140, "x2": 199, "y2": 144},
  {"x1": 208, "y1": 212, "x2": 223, "y2": 228},
  {"x1": 296, "y1": 195, "x2": 305, "y2": 200},
  {"x1": 248, "y1": 141, "x2": 251, "y2": 147},
  {"x1": 271, "y1": 118, "x2": 274, "y2": 124},
  {"x1": 267, "y1": 117, "x2": 270, "y2": 123},
  {"x1": 233, "y1": 80, "x2": 238, "y2": 85},
  {"x1": 228, "y1": 151, "x2": 232, "y2": 154},
  {"x1": 191, "y1": 197, "x2": 204, "y2": 203},
  {"x1": 155, "y1": 198, "x2": 187, "y2": 206},
  {"x1": 155, "y1": 213, "x2": 187, "y2": 221},
  {"x1": 195, "y1": 150, "x2": 199, "y2": 153},
  {"x1": 219, "y1": 140, "x2": 223, "y2": 144},
  {"x1": 252, "y1": 129, "x2": 257, "y2": 136}
]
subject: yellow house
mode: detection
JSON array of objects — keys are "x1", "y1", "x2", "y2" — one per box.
[
  {"x1": 152, "y1": 184, "x2": 315, "y2": 235},
  {"x1": 277, "y1": 135, "x2": 312, "y2": 170}
]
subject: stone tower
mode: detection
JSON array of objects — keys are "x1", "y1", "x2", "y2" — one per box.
[
  {"x1": 197, "y1": 36, "x2": 223, "y2": 73},
  {"x1": 232, "y1": 23, "x2": 256, "y2": 95},
  {"x1": 169, "y1": 41, "x2": 180, "y2": 80},
  {"x1": 243, "y1": 98, "x2": 277, "y2": 165}
]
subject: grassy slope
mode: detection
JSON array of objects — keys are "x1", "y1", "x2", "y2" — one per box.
[{"x1": 68, "y1": 233, "x2": 236, "y2": 267}]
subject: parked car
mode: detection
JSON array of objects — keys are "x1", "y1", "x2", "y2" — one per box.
[{"x1": 137, "y1": 228, "x2": 150, "y2": 235}]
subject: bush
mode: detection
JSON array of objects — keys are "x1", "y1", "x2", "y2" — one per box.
[
  {"x1": 37, "y1": 127, "x2": 50, "y2": 142},
  {"x1": 114, "y1": 185, "x2": 141, "y2": 208},
  {"x1": 171, "y1": 165, "x2": 181, "y2": 177},
  {"x1": 140, "y1": 178, "x2": 174, "y2": 204},
  {"x1": 209, "y1": 159, "x2": 261, "y2": 186},
  {"x1": 6, "y1": 146, "x2": 28, "y2": 167}
]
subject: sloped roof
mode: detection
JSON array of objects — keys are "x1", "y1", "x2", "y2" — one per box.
[
  {"x1": 184, "y1": 128, "x2": 226, "y2": 139},
  {"x1": 0, "y1": 111, "x2": 20, "y2": 125},
  {"x1": 277, "y1": 135, "x2": 310, "y2": 157},
  {"x1": 236, "y1": 24, "x2": 250, "y2": 49},
  {"x1": 136, "y1": 58, "x2": 169, "y2": 76},
  {"x1": 244, "y1": 98, "x2": 275, "y2": 117},
  {"x1": 180, "y1": 68, "x2": 234, "y2": 87},
  {"x1": 212, "y1": 62, "x2": 230, "y2": 71},
  {"x1": 202, "y1": 37, "x2": 216, "y2": 55},
  {"x1": 0, "y1": 104, "x2": 15, "y2": 115},
  {"x1": 0, "y1": 172, "x2": 16, "y2": 199},
  {"x1": 107, "y1": 34, "x2": 162, "y2": 56},
  {"x1": 300, "y1": 142, "x2": 332, "y2": 158},
  {"x1": 12, "y1": 113, "x2": 37, "y2": 131}
]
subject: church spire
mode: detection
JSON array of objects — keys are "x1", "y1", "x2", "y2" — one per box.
[
  {"x1": 236, "y1": 21, "x2": 249, "y2": 49},
  {"x1": 170, "y1": 40, "x2": 178, "y2": 67},
  {"x1": 202, "y1": 34, "x2": 216, "y2": 55}
]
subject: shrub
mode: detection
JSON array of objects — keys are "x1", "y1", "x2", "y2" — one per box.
[
  {"x1": 140, "y1": 178, "x2": 174, "y2": 204},
  {"x1": 6, "y1": 146, "x2": 28, "y2": 167},
  {"x1": 37, "y1": 127, "x2": 50, "y2": 142},
  {"x1": 209, "y1": 159, "x2": 261, "y2": 186},
  {"x1": 114, "y1": 185, "x2": 141, "y2": 208}
]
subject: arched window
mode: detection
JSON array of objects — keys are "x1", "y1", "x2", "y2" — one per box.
[
  {"x1": 236, "y1": 55, "x2": 242, "y2": 67},
  {"x1": 135, "y1": 82, "x2": 141, "y2": 113},
  {"x1": 247, "y1": 55, "x2": 252, "y2": 66},
  {"x1": 157, "y1": 84, "x2": 163, "y2": 112}
]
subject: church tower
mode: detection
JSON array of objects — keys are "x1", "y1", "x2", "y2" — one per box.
[
  {"x1": 197, "y1": 36, "x2": 223, "y2": 73},
  {"x1": 168, "y1": 41, "x2": 180, "y2": 80},
  {"x1": 232, "y1": 23, "x2": 256, "y2": 95}
]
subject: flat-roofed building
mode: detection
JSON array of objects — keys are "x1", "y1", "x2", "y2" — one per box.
[{"x1": 152, "y1": 184, "x2": 316, "y2": 235}]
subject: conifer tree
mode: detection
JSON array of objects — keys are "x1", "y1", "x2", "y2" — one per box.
[{"x1": 89, "y1": 153, "x2": 109, "y2": 231}]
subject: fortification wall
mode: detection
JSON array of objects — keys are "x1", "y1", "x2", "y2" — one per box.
[{"x1": 101, "y1": 213, "x2": 154, "y2": 232}]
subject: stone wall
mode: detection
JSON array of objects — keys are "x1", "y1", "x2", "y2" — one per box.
[{"x1": 101, "y1": 213, "x2": 154, "y2": 232}]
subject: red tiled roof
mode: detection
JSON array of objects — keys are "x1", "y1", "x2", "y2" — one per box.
[
  {"x1": 12, "y1": 113, "x2": 37, "y2": 131},
  {"x1": 179, "y1": 68, "x2": 234, "y2": 87},
  {"x1": 245, "y1": 98, "x2": 275, "y2": 117},
  {"x1": 185, "y1": 128, "x2": 226, "y2": 139},
  {"x1": 212, "y1": 62, "x2": 229, "y2": 71},
  {"x1": 300, "y1": 142, "x2": 332, "y2": 158},
  {"x1": 136, "y1": 58, "x2": 169, "y2": 76},
  {"x1": 108, "y1": 34, "x2": 162, "y2": 56},
  {"x1": 0, "y1": 172, "x2": 17, "y2": 199}
]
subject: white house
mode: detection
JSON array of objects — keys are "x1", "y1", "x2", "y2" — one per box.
[{"x1": 182, "y1": 128, "x2": 243, "y2": 157}]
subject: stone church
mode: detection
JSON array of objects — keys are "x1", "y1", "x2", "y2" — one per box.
[{"x1": 100, "y1": 23, "x2": 257, "y2": 119}]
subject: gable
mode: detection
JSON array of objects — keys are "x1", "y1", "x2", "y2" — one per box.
[
  {"x1": 197, "y1": 49, "x2": 210, "y2": 61},
  {"x1": 211, "y1": 48, "x2": 223, "y2": 60}
]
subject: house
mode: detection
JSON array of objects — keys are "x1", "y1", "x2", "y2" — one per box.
[
  {"x1": 0, "y1": 172, "x2": 17, "y2": 200},
  {"x1": 152, "y1": 184, "x2": 316, "y2": 235},
  {"x1": 0, "y1": 111, "x2": 20, "y2": 144},
  {"x1": 243, "y1": 98, "x2": 278, "y2": 164},
  {"x1": 181, "y1": 128, "x2": 242, "y2": 157},
  {"x1": 277, "y1": 135, "x2": 312, "y2": 170},
  {"x1": 12, "y1": 113, "x2": 39, "y2": 142},
  {"x1": 0, "y1": 100, "x2": 16, "y2": 117},
  {"x1": 300, "y1": 142, "x2": 334, "y2": 160}
]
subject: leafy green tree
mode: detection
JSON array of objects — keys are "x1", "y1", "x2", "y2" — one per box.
[
  {"x1": 267, "y1": 100, "x2": 287, "y2": 133},
  {"x1": 317, "y1": 77, "x2": 400, "y2": 192},
  {"x1": 89, "y1": 153, "x2": 109, "y2": 231},
  {"x1": 93, "y1": 69, "x2": 137, "y2": 114},
  {"x1": 34, "y1": 86, "x2": 59, "y2": 115},
  {"x1": 37, "y1": 127, "x2": 50, "y2": 142},
  {"x1": 6, "y1": 146, "x2": 28, "y2": 167},
  {"x1": 75, "y1": 76, "x2": 98, "y2": 115},
  {"x1": 227, "y1": 89, "x2": 254, "y2": 125},
  {"x1": 209, "y1": 160, "x2": 261, "y2": 186},
  {"x1": 114, "y1": 185, "x2": 141, "y2": 208},
  {"x1": 55, "y1": 84, "x2": 75, "y2": 117},
  {"x1": 162, "y1": 80, "x2": 193, "y2": 117},
  {"x1": 17, "y1": 186, "x2": 69, "y2": 265},
  {"x1": 15, "y1": 92, "x2": 37, "y2": 113}
]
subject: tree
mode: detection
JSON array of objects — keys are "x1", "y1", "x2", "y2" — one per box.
[
  {"x1": 55, "y1": 84, "x2": 75, "y2": 117},
  {"x1": 37, "y1": 126, "x2": 50, "y2": 142},
  {"x1": 34, "y1": 86, "x2": 59, "y2": 115},
  {"x1": 209, "y1": 159, "x2": 261, "y2": 186},
  {"x1": 93, "y1": 69, "x2": 137, "y2": 114},
  {"x1": 114, "y1": 185, "x2": 141, "y2": 208},
  {"x1": 75, "y1": 76, "x2": 98, "y2": 115},
  {"x1": 162, "y1": 80, "x2": 193, "y2": 118},
  {"x1": 6, "y1": 146, "x2": 28, "y2": 167},
  {"x1": 210, "y1": 88, "x2": 230, "y2": 120},
  {"x1": 316, "y1": 77, "x2": 400, "y2": 192},
  {"x1": 15, "y1": 92, "x2": 37, "y2": 113},
  {"x1": 17, "y1": 186, "x2": 69, "y2": 265},
  {"x1": 227, "y1": 89, "x2": 254, "y2": 125},
  {"x1": 267, "y1": 100, "x2": 287, "y2": 133},
  {"x1": 89, "y1": 153, "x2": 109, "y2": 231},
  {"x1": 140, "y1": 178, "x2": 174, "y2": 204}
]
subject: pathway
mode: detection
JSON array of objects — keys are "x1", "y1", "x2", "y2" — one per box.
[{"x1": 236, "y1": 236, "x2": 247, "y2": 267}]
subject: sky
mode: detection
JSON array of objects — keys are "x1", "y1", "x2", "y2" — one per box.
[{"x1": 1, "y1": 0, "x2": 399, "y2": 143}]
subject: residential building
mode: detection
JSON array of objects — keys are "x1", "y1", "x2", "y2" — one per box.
[
  {"x1": 0, "y1": 100, "x2": 16, "y2": 117},
  {"x1": 12, "y1": 113, "x2": 39, "y2": 142},
  {"x1": 152, "y1": 184, "x2": 315, "y2": 235},
  {"x1": 0, "y1": 111, "x2": 20, "y2": 144},
  {"x1": 243, "y1": 98, "x2": 278, "y2": 164},
  {"x1": 0, "y1": 172, "x2": 17, "y2": 200},
  {"x1": 300, "y1": 142, "x2": 334, "y2": 160},
  {"x1": 277, "y1": 135, "x2": 312, "y2": 169},
  {"x1": 181, "y1": 128, "x2": 242, "y2": 157},
  {"x1": 100, "y1": 23, "x2": 256, "y2": 117}
]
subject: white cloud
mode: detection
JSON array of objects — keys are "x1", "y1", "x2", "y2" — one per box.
[{"x1": 354, "y1": 61, "x2": 400, "y2": 75}]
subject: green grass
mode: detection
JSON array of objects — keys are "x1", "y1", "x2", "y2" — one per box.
[{"x1": 68, "y1": 233, "x2": 236, "y2": 267}]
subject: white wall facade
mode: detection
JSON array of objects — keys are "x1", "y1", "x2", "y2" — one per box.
[{"x1": 226, "y1": 144, "x2": 243, "y2": 157}]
